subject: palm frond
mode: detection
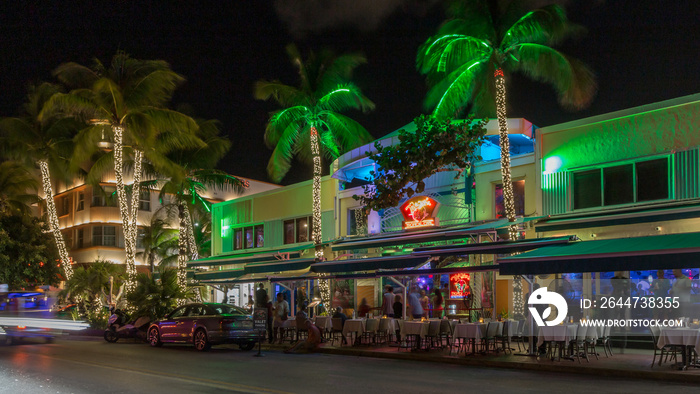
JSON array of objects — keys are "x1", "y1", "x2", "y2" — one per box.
[
  {"x1": 70, "y1": 124, "x2": 110, "y2": 172},
  {"x1": 426, "y1": 58, "x2": 489, "y2": 119},
  {"x1": 418, "y1": 34, "x2": 491, "y2": 75},
  {"x1": 53, "y1": 62, "x2": 100, "y2": 89},
  {"x1": 318, "y1": 84, "x2": 375, "y2": 114},
  {"x1": 125, "y1": 68, "x2": 185, "y2": 109},
  {"x1": 501, "y1": 4, "x2": 583, "y2": 49},
  {"x1": 266, "y1": 121, "x2": 302, "y2": 183},
  {"x1": 264, "y1": 106, "x2": 310, "y2": 148},
  {"x1": 318, "y1": 113, "x2": 373, "y2": 154},
  {"x1": 253, "y1": 80, "x2": 307, "y2": 108},
  {"x1": 511, "y1": 43, "x2": 597, "y2": 109}
]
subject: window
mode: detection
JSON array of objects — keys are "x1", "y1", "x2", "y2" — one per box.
[
  {"x1": 92, "y1": 226, "x2": 116, "y2": 246},
  {"x1": 76, "y1": 191, "x2": 84, "y2": 211},
  {"x1": 77, "y1": 228, "x2": 84, "y2": 249},
  {"x1": 57, "y1": 196, "x2": 71, "y2": 216},
  {"x1": 495, "y1": 180, "x2": 525, "y2": 219},
  {"x1": 233, "y1": 224, "x2": 264, "y2": 250},
  {"x1": 92, "y1": 186, "x2": 117, "y2": 207},
  {"x1": 136, "y1": 228, "x2": 146, "y2": 249},
  {"x1": 283, "y1": 216, "x2": 313, "y2": 244},
  {"x1": 138, "y1": 190, "x2": 150, "y2": 211},
  {"x1": 572, "y1": 158, "x2": 669, "y2": 210}
]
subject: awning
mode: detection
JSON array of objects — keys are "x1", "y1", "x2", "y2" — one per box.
[
  {"x1": 187, "y1": 244, "x2": 311, "y2": 268},
  {"x1": 310, "y1": 255, "x2": 430, "y2": 274},
  {"x1": 331, "y1": 217, "x2": 542, "y2": 251},
  {"x1": 198, "y1": 272, "x2": 269, "y2": 286},
  {"x1": 244, "y1": 258, "x2": 315, "y2": 274},
  {"x1": 498, "y1": 232, "x2": 700, "y2": 275},
  {"x1": 268, "y1": 269, "x2": 319, "y2": 283},
  {"x1": 193, "y1": 268, "x2": 245, "y2": 281},
  {"x1": 412, "y1": 236, "x2": 574, "y2": 257}
]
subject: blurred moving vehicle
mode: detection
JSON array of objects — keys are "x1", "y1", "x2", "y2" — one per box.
[
  {"x1": 147, "y1": 303, "x2": 262, "y2": 351},
  {"x1": 104, "y1": 309, "x2": 150, "y2": 343}
]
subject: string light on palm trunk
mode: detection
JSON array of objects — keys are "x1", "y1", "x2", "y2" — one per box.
[
  {"x1": 310, "y1": 126, "x2": 323, "y2": 261},
  {"x1": 177, "y1": 202, "x2": 189, "y2": 297},
  {"x1": 112, "y1": 125, "x2": 137, "y2": 293},
  {"x1": 38, "y1": 160, "x2": 73, "y2": 280},
  {"x1": 494, "y1": 69, "x2": 518, "y2": 240},
  {"x1": 512, "y1": 275, "x2": 524, "y2": 318}
]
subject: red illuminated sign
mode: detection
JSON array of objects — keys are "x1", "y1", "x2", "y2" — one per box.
[
  {"x1": 400, "y1": 196, "x2": 440, "y2": 230},
  {"x1": 450, "y1": 273, "x2": 471, "y2": 299}
]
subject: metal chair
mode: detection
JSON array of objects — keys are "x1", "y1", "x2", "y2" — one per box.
[
  {"x1": 361, "y1": 318, "x2": 379, "y2": 345},
  {"x1": 650, "y1": 325, "x2": 680, "y2": 367}
]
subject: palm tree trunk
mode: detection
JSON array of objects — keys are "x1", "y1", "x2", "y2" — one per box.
[
  {"x1": 184, "y1": 205, "x2": 198, "y2": 261},
  {"x1": 494, "y1": 69, "x2": 518, "y2": 240},
  {"x1": 310, "y1": 126, "x2": 323, "y2": 261},
  {"x1": 38, "y1": 160, "x2": 73, "y2": 280},
  {"x1": 176, "y1": 201, "x2": 188, "y2": 300},
  {"x1": 112, "y1": 125, "x2": 137, "y2": 292}
]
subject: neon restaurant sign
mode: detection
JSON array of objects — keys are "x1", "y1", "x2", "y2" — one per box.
[{"x1": 400, "y1": 196, "x2": 440, "y2": 230}]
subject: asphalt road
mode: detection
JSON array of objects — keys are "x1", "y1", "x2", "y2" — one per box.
[{"x1": 0, "y1": 337, "x2": 697, "y2": 394}]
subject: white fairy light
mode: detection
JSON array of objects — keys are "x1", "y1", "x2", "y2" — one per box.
[
  {"x1": 494, "y1": 69, "x2": 518, "y2": 240},
  {"x1": 310, "y1": 126, "x2": 323, "y2": 260},
  {"x1": 39, "y1": 160, "x2": 73, "y2": 280}
]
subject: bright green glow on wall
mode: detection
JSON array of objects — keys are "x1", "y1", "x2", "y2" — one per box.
[
  {"x1": 221, "y1": 220, "x2": 231, "y2": 238},
  {"x1": 543, "y1": 156, "x2": 563, "y2": 174}
]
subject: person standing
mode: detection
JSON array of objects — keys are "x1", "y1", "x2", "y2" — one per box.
[
  {"x1": 381, "y1": 286, "x2": 395, "y2": 317},
  {"x1": 272, "y1": 293, "x2": 290, "y2": 343},
  {"x1": 407, "y1": 287, "x2": 424, "y2": 320},
  {"x1": 255, "y1": 283, "x2": 268, "y2": 308},
  {"x1": 419, "y1": 289, "x2": 430, "y2": 318},
  {"x1": 393, "y1": 294, "x2": 403, "y2": 319},
  {"x1": 671, "y1": 269, "x2": 692, "y2": 319},
  {"x1": 432, "y1": 288, "x2": 444, "y2": 319}
]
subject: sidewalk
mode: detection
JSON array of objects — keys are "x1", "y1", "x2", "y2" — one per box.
[{"x1": 263, "y1": 340, "x2": 700, "y2": 384}]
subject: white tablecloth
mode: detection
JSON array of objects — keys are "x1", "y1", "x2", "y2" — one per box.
[
  {"x1": 657, "y1": 328, "x2": 700, "y2": 348},
  {"x1": 454, "y1": 323, "x2": 487, "y2": 340},
  {"x1": 378, "y1": 318, "x2": 398, "y2": 333},
  {"x1": 537, "y1": 324, "x2": 578, "y2": 347},
  {"x1": 402, "y1": 321, "x2": 430, "y2": 338},
  {"x1": 314, "y1": 316, "x2": 332, "y2": 331},
  {"x1": 342, "y1": 319, "x2": 366, "y2": 338}
]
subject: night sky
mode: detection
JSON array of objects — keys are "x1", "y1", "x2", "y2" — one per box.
[{"x1": 1, "y1": 1, "x2": 699, "y2": 185}]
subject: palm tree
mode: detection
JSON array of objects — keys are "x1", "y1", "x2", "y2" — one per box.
[
  {"x1": 48, "y1": 52, "x2": 202, "y2": 292},
  {"x1": 127, "y1": 268, "x2": 189, "y2": 321},
  {"x1": 61, "y1": 259, "x2": 125, "y2": 310},
  {"x1": 0, "y1": 161, "x2": 40, "y2": 215},
  {"x1": 136, "y1": 215, "x2": 179, "y2": 273},
  {"x1": 417, "y1": 0, "x2": 596, "y2": 238},
  {"x1": 254, "y1": 44, "x2": 375, "y2": 260},
  {"x1": 158, "y1": 119, "x2": 247, "y2": 294},
  {"x1": 0, "y1": 82, "x2": 81, "y2": 279}
]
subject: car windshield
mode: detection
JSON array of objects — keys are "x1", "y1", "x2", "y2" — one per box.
[{"x1": 207, "y1": 304, "x2": 248, "y2": 316}]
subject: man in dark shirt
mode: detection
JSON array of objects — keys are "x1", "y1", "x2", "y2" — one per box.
[
  {"x1": 255, "y1": 283, "x2": 268, "y2": 308},
  {"x1": 332, "y1": 306, "x2": 347, "y2": 325}
]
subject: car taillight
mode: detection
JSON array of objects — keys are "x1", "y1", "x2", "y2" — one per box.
[{"x1": 220, "y1": 319, "x2": 234, "y2": 328}]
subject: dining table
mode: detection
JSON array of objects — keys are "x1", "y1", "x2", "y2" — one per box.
[
  {"x1": 342, "y1": 319, "x2": 366, "y2": 345},
  {"x1": 537, "y1": 324, "x2": 579, "y2": 361},
  {"x1": 399, "y1": 320, "x2": 430, "y2": 351},
  {"x1": 454, "y1": 323, "x2": 488, "y2": 355},
  {"x1": 657, "y1": 327, "x2": 700, "y2": 369}
]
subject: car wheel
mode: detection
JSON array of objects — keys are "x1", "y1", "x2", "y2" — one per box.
[
  {"x1": 104, "y1": 330, "x2": 119, "y2": 343},
  {"x1": 148, "y1": 327, "x2": 163, "y2": 347},
  {"x1": 193, "y1": 329, "x2": 211, "y2": 351},
  {"x1": 239, "y1": 342, "x2": 256, "y2": 351}
]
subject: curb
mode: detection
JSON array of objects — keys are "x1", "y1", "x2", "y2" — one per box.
[{"x1": 262, "y1": 344, "x2": 700, "y2": 384}]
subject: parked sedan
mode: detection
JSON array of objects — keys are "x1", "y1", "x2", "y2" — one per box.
[{"x1": 147, "y1": 303, "x2": 262, "y2": 351}]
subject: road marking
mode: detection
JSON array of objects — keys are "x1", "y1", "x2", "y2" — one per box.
[{"x1": 28, "y1": 352, "x2": 292, "y2": 394}]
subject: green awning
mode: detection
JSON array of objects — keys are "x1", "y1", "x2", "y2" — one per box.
[
  {"x1": 330, "y1": 217, "x2": 542, "y2": 251},
  {"x1": 412, "y1": 236, "x2": 573, "y2": 257},
  {"x1": 187, "y1": 243, "x2": 312, "y2": 268},
  {"x1": 193, "y1": 268, "x2": 245, "y2": 281},
  {"x1": 244, "y1": 258, "x2": 315, "y2": 274},
  {"x1": 310, "y1": 255, "x2": 429, "y2": 274},
  {"x1": 498, "y1": 232, "x2": 700, "y2": 275}
]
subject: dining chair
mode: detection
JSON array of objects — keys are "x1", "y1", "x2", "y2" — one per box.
[
  {"x1": 571, "y1": 325, "x2": 589, "y2": 363},
  {"x1": 649, "y1": 325, "x2": 680, "y2": 367},
  {"x1": 482, "y1": 322, "x2": 499, "y2": 353},
  {"x1": 330, "y1": 318, "x2": 345, "y2": 346},
  {"x1": 361, "y1": 318, "x2": 379, "y2": 346}
]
